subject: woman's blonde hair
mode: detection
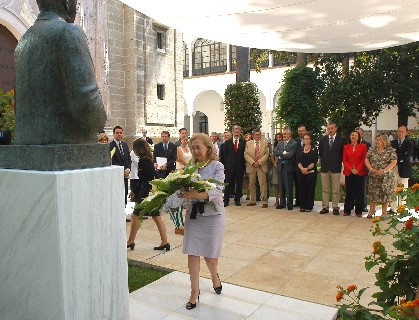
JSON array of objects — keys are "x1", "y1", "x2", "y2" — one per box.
[
  {"x1": 376, "y1": 133, "x2": 391, "y2": 148},
  {"x1": 97, "y1": 132, "x2": 108, "y2": 143},
  {"x1": 189, "y1": 133, "x2": 218, "y2": 162}
]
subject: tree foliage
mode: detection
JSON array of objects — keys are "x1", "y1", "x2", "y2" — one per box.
[
  {"x1": 370, "y1": 42, "x2": 419, "y2": 127},
  {"x1": 313, "y1": 53, "x2": 386, "y2": 138},
  {"x1": 224, "y1": 82, "x2": 261, "y2": 135},
  {"x1": 275, "y1": 66, "x2": 324, "y2": 139},
  {"x1": 313, "y1": 43, "x2": 418, "y2": 137},
  {"x1": 0, "y1": 88, "x2": 15, "y2": 141},
  {"x1": 250, "y1": 49, "x2": 296, "y2": 72}
]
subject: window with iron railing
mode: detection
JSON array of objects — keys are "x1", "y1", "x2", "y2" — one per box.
[{"x1": 193, "y1": 38, "x2": 227, "y2": 76}]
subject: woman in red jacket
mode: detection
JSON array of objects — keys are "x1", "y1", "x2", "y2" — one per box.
[{"x1": 343, "y1": 131, "x2": 368, "y2": 217}]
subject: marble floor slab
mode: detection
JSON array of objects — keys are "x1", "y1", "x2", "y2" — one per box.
[{"x1": 129, "y1": 271, "x2": 338, "y2": 320}]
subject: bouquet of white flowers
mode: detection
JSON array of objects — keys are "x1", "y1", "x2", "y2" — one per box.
[{"x1": 136, "y1": 160, "x2": 223, "y2": 216}]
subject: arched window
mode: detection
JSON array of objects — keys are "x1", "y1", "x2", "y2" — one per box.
[
  {"x1": 193, "y1": 39, "x2": 227, "y2": 76},
  {"x1": 183, "y1": 42, "x2": 189, "y2": 77}
]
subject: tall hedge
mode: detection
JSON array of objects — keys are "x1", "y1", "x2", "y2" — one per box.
[{"x1": 224, "y1": 82, "x2": 261, "y2": 135}]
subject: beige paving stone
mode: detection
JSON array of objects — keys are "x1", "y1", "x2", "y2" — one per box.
[
  {"x1": 221, "y1": 243, "x2": 269, "y2": 262},
  {"x1": 315, "y1": 246, "x2": 371, "y2": 262},
  {"x1": 288, "y1": 231, "x2": 337, "y2": 245},
  {"x1": 302, "y1": 257, "x2": 364, "y2": 279},
  {"x1": 279, "y1": 272, "x2": 349, "y2": 306},
  {"x1": 273, "y1": 241, "x2": 324, "y2": 257},
  {"x1": 238, "y1": 234, "x2": 285, "y2": 250}
]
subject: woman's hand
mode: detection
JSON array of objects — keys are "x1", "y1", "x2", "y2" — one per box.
[
  {"x1": 179, "y1": 189, "x2": 209, "y2": 202},
  {"x1": 300, "y1": 167, "x2": 308, "y2": 175},
  {"x1": 350, "y1": 168, "x2": 358, "y2": 175}
]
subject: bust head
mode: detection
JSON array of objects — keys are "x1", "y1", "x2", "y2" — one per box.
[{"x1": 36, "y1": 0, "x2": 78, "y2": 23}]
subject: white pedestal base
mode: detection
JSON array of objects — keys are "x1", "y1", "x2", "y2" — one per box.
[{"x1": 0, "y1": 167, "x2": 128, "y2": 320}]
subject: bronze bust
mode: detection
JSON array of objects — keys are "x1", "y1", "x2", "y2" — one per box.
[{"x1": 14, "y1": 0, "x2": 107, "y2": 144}]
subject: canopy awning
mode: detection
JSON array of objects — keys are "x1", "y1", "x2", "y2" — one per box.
[{"x1": 119, "y1": 0, "x2": 419, "y2": 53}]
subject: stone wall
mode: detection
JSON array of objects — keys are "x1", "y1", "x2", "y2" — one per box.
[{"x1": 105, "y1": 1, "x2": 184, "y2": 144}]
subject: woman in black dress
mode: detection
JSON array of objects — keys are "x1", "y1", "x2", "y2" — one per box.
[
  {"x1": 127, "y1": 138, "x2": 169, "y2": 251},
  {"x1": 296, "y1": 132, "x2": 318, "y2": 212}
]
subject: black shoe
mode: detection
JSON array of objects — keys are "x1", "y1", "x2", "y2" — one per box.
[
  {"x1": 214, "y1": 273, "x2": 222, "y2": 294},
  {"x1": 224, "y1": 203, "x2": 229, "y2": 207},
  {"x1": 333, "y1": 208, "x2": 340, "y2": 215},
  {"x1": 154, "y1": 243, "x2": 170, "y2": 251},
  {"x1": 127, "y1": 243, "x2": 135, "y2": 250},
  {"x1": 126, "y1": 218, "x2": 131, "y2": 222},
  {"x1": 276, "y1": 205, "x2": 285, "y2": 209},
  {"x1": 235, "y1": 201, "x2": 241, "y2": 206},
  {"x1": 186, "y1": 293, "x2": 200, "y2": 310},
  {"x1": 287, "y1": 206, "x2": 293, "y2": 210},
  {"x1": 319, "y1": 208, "x2": 329, "y2": 214}
]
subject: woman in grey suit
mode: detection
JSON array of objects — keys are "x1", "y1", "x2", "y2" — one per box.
[{"x1": 180, "y1": 133, "x2": 225, "y2": 310}]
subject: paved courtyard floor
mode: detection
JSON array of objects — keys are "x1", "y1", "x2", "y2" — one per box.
[{"x1": 126, "y1": 198, "x2": 392, "y2": 319}]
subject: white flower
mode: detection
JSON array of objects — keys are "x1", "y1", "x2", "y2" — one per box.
[
  {"x1": 144, "y1": 191, "x2": 167, "y2": 202},
  {"x1": 205, "y1": 182, "x2": 217, "y2": 190}
]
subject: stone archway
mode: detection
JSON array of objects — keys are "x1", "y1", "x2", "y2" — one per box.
[{"x1": 0, "y1": 24, "x2": 18, "y2": 92}]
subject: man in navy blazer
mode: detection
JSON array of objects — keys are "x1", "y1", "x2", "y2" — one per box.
[
  {"x1": 274, "y1": 128, "x2": 298, "y2": 210},
  {"x1": 390, "y1": 125, "x2": 414, "y2": 208},
  {"x1": 318, "y1": 122, "x2": 345, "y2": 215},
  {"x1": 153, "y1": 131, "x2": 177, "y2": 178},
  {"x1": 223, "y1": 126, "x2": 246, "y2": 207},
  {"x1": 110, "y1": 126, "x2": 132, "y2": 208}
]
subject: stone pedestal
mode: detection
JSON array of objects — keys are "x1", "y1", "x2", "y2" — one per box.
[{"x1": 0, "y1": 166, "x2": 129, "y2": 320}]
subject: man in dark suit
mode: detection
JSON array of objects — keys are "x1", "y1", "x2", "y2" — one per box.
[
  {"x1": 174, "y1": 128, "x2": 188, "y2": 147},
  {"x1": 293, "y1": 125, "x2": 307, "y2": 207},
  {"x1": 219, "y1": 131, "x2": 232, "y2": 165},
  {"x1": 318, "y1": 122, "x2": 345, "y2": 215},
  {"x1": 110, "y1": 126, "x2": 132, "y2": 210},
  {"x1": 141, "y1": 129, "x2": 153, "y2": 145},
  {"x1": 390, "y1": 125, "x2": 414, "y2": 209},
  {"x1": 356, "y1": 127, "x2": 371, "y2": 212},
  {"x1": 274, "y1": 128, "x2": 298, "y2": 210},
  {"x1": 223, "y1": 126, "x2": 246, "y2": 207},
  {"x1": 153, "y1": 130, "x2": 177, "y2": 178}
]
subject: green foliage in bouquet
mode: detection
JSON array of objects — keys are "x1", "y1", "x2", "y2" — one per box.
[{"x1": 136, "y1": 161, "x2": 224, "y2": 216}]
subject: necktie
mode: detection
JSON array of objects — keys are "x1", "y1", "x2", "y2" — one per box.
[
  {"x1": 234, "y1": 139, "x2": 238, "y2": 153},
  {"x1": 398, "y1": 140, "x2": 402, "y2": 147},
  {"x1": 284, "y1": 141, "x2": 288, "y2": 148},
  {"x1": 255, "y1": 141, "x2": 260, "y2": 161},
  {"x1": 329, "y1": 137, "x2": 334, "y2": 149},
  {"x1": 118, "y1": 142, "x2": 124, "y2": 156},
  {"x1": 213, "y1": 143, "x2": 218, "y2": 156}
]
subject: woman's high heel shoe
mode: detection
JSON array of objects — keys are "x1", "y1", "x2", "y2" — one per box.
[
  {"x1": 153, "y1": 243, "x2": 170, "y2": 251},
  {"x1": 127, "y1": 243, "x2": 135, "y2": 250},
  {"x1": 186, "y1": 293, "x2": 200, "y2": 310},
  {"x1": 213, "y1": 273, "x2": 222, "y2": 294}
]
